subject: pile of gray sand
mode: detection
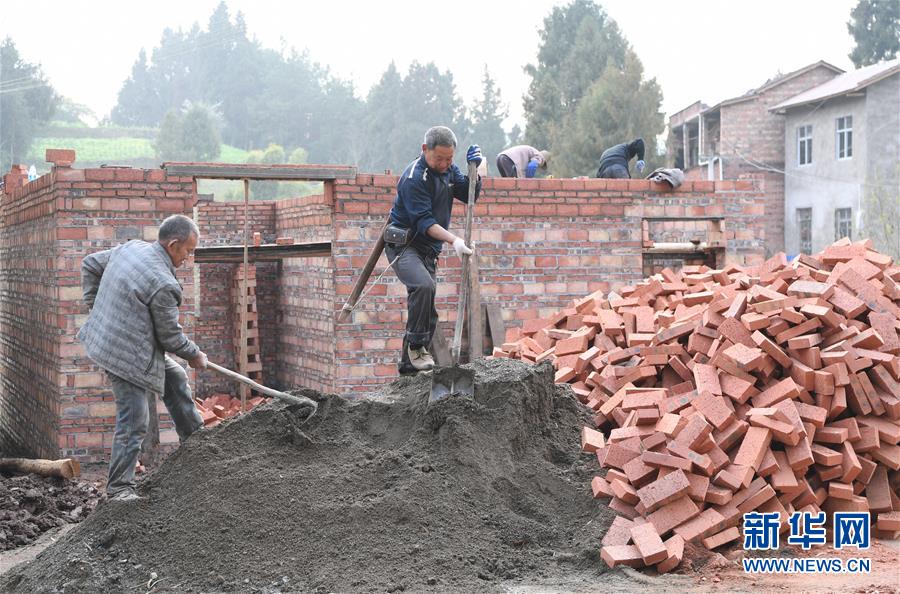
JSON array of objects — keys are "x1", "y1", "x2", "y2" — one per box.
[{"x1": 2, "y1": 359, "x2": 616, "y2": 593}]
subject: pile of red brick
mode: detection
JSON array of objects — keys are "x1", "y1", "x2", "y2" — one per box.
[
  {"x1": 494, "y1": 239, "x2": 899, "y2": 572},
  {"x1": 196, "y1": 394, "x2": 270, "y2": 427}
]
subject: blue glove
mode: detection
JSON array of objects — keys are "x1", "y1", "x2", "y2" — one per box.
[
  {"x1": 525, "y1": 160, "x2": 539, "y2": 178},
  {"x1": 636, "y1": 159, "x2": 646, "y2": 173},
  {"x1": 466, "y1": 144, "x2": 483, "y2": 166}
]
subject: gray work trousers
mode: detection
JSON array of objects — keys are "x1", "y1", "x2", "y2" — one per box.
[
  {"x1": 385, "y1": 243, "x2": 438, "y2": 371},
  {"x1": 106, "y1": 355, "x2": 202, "y2": 496}
]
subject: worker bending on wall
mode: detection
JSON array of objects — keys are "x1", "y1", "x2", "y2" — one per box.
[
  {"x1": 496, "y1": 145, "x2": 550, "y2": 178},
  {"x1": 596, "y1": 138, "x2": 646, "y2": 179},
  {"x1": 386, "y1": 126, "x2": 482, "y2": 374}
]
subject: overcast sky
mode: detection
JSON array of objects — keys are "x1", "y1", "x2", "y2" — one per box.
[{"x1": 2, "y1": 0, "x2": 859, "y2": 130}]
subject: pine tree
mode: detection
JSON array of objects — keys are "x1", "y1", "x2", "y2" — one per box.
[
  {"x1": 0, "y1": 37, "x2": 58, "y2": 172},
  {"x1": 848, "y1": 0, "x2": 900, "y2": 67},
  {"x1": 552, "y1": 50, "x2": 663, "y2": 177},
  {"x1": 470, "y1": 67, "x2": 508, "y2": 168},
  {"x1": 523, "y1": 0, "x2": 628, "y2": 149}
]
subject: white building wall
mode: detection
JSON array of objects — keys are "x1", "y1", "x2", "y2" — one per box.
[{"x1": 783, "y1": 95, "x2": 866, "y2": 255}]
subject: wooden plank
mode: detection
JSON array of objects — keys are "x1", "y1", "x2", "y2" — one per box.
[
  {"x1": 468, "y1": 252, "x2": 483, "y2": 361},
  {"x1": 162, "y1": 162, "x2": 357, "y2": 180},
  {"x1": 430, "y1": 323, "x2": 452, "y2": 367},
  {"x1": 485, "y1": 304, "x2": 506, "y2": 351},
  {"x1": 239, "y1": 179, "x2": 250, "y2": 410},
  {"x1": 194, "y1": 242, "x2": 331, "y2": 263}
]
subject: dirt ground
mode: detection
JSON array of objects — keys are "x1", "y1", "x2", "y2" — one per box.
[
  {"x1": 1, "y1": 359, "x2": 897, "y2": 593},
  {"x1": 0, "y1": 471, "x2": 101, "y2": 551}
]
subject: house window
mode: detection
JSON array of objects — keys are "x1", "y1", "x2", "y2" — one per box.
[
  {"x1": 836, "y1": 116, "x2": 853, "y2": 159},
  {"x1": 798, "y1": 125, "x2": 813, "y2": 165},
  {"x1": 835, "y1": 208, "x2": 852, "y2": 241},
  {"x1": 797, "y1": 208, "x2": 812, "y2": 254}
]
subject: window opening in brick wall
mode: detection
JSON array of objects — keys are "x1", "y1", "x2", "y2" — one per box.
[
  {"x1": 797, "y1": 208, "x2": 812, "y2": 254},
  {"x1": 798, "y1": 125, "x2": 813, "y2": 166},
  {"x1": 835, "y1": 207, "x2": 852, "y2": 241},
  {"x1": 836, "y1": 116, "x2": 853, "y2": 160}
]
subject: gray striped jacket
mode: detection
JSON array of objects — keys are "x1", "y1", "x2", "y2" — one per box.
[{"x1": 77, "y1": 240, "x2": 199, "y2": 392}]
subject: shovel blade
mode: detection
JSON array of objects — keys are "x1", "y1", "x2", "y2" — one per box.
[{"x1": 429, "y1": 366, "x2": 474, "y2": 403}]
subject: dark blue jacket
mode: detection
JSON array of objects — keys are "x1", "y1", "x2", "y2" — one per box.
[
  {"x1": 389, "y1": 153, "x2": 481, "y2": 255},
  {"x1": 596, "y1": 138, "x2": 645, "y2": 178}
]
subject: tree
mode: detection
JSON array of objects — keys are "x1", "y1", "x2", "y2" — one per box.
[
  {"x1": 362, "y1": 62, "x2": 406, "y2": 171},
  {"x1": 551, "y1": 50, "x2": 663, "y2": 177},
  {"x1": 361, "y1": 61, "x2": 466, "y2": 172},
  {"x1": 0, "y1": 37, "x2": 58, "y2": 172},
  {"x1": 111, "y1": 49, "x2": 161, "y2": 126},
  {"x1": 469, "y1": 67, "x2": 508, "y2": 168},
  {"x1": 848, "y1": 0, "x2": 900, "y2": 67},
  {"x1": 523, "y1": 0, "x2": 628, "y2": 149},
  {"x1": 55, "y1": 98, "x2": 96, "y2": 126},
  {"x1": 154, "y1": 110, "x2": 184, "y2": 161},
  {"x1": 181, "y1": 103, "x2": 222, "y2": 160},
  {"x1": 861, "y1": 164, "x2": 900, "y2": 259},
  {"x1": 153, "y1": 103, "x2": 221, "y2": 162}
]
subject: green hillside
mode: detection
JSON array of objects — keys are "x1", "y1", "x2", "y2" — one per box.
[{"x1": 27, "y1": 135, "x2": 249, "y2": 167}]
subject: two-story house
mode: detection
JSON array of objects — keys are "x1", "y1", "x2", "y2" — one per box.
[
  {"x1": 668, "y1": 61, "x2": 844, "y2": 256},
  {"x1": 771, "y1": 58, "x2": 899, "y2": 258}
]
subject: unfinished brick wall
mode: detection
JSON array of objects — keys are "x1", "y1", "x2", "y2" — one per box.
[
  {"x1": 273, "y1": 194, "x2": 335, "y2": 391},
  {"x1": 1, "y1": 163, "x2": 771, "y2": 461},
  {"x1": 0, "y1": 170, "x2": 62, "y2": 458},
  {"x1": 194, "y1": 200, "x2": 279, "y2": 395},
  {"x1": 330, "y1": 176, "x2": 769, "y2": 394},
  {"x1": 0, "y1": 164, "x2": 195, "y2": 460}
]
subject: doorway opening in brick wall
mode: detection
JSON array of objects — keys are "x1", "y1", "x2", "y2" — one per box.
[
  {"x1": 640, "y1": 216, "x2": 726, "y2": 276},
  {"x1": 162, "y1": 162, "x2": 355, "y2": 428}
]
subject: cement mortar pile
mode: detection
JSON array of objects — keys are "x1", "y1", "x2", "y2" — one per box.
[
  {"x1": 495, "y1": 239, "x2": 900, "y2": 571},
  {"x1": 1, "y1": 359, "x2": 611, "y2": 593}
]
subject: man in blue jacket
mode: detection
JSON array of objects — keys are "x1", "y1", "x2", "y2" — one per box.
[{"x1": 386, "y1": 126, "x2": 482, "y2": 374}]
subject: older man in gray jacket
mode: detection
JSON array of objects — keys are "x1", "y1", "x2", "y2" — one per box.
[{"x1": 78, "y1": 214, "x2": 208, "y2": 501}]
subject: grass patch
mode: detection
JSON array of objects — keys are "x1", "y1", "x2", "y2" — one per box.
[{"x1": 28, "y1": 137, "x2": 250, "y2": 164}]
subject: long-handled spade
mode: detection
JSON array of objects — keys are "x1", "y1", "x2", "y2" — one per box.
[
  {"x1": 206, "y1": 361, "x2": 318, "y2": 417},
  {"x1": 430, "y1": 160, "x2": 478, "y2": 403}
]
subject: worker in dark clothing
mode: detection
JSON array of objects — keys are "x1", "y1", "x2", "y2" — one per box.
[
  {"x1": 386, "y1": 126, "x2": 482, "y2": 375},
  {"x1": 595, "y1": 138, "x2": 646, "y2": 179}
]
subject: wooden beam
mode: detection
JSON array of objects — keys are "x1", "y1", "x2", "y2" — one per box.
[
  {"x1": 162, "y1": 162, "x2": 357, "y2": 180},
  {"x1": 193, "y1": 242, "x2": 331, "y2": 263},
  {"x1": 485, "y1": 304, "x2": 506, "y2": 352},
  {"x1": 467, "y1": 252, "x2": 483, "y2": 361},
  {"x1": 430, "y1": 324, "x2": 452, "y2": 367}
]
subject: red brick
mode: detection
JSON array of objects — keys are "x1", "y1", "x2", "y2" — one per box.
[
  {"x1": 692, "y1": 391, "x2": 736, "y2": 430},
  {"x1": 581, "y1": 426, "x2": 606, "y2": 453},
  {"x1": 647, "y1": 496, "x2": 701, "y2": 536},
  {"x1": 641, "y1": 450, "x2": 693, "y2": 472},
  {"x1": 601, "y1": 515, "x2": 635, "y2": 546},
  {"x1": 701, "y1": 526, "x2": 740, "y2": 550},
  {"x1": 751, "y1": 377, "x2": 800, "y2": 408},
  {"x1": 600, "y1": 544, "x2": 644, "y2": 569},
  {"x1": 630, "y1": 522, "x2": 668, "y2": 565},
  {"x1": 673, "y1": 507, "x2": 725, "y2": 542},
  {"x1": 877, "y1": 511, "x2": 900, "y2": 531},
  {"x1": 733, "y1": 426, "x2": 772, "y2": 470},
  {"x1": 655, "y1": 534, "x2": 685, "y2": 573},
  {"x1": 636, "y1": 469, "x2": 691, "y2": 512},
  {"x1": 692, "y1": 363, "x2": 722, "y2": 395}
]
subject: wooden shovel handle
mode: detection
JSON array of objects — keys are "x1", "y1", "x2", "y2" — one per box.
[{"x1": 206, "y1": 361, "x2": 317, "y2": 413}]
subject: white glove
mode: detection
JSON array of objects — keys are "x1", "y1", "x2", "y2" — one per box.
[{"x1": 452, "y1": 237, "x2": 473, "y2": 257}]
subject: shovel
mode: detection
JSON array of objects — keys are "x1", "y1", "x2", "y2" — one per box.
[
  {"x1": 206, "y1": 361, "x2": 318, "y2": 417},
  {"x1": 430, "y1": 160, "x2": 478, "y2": 403}
]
